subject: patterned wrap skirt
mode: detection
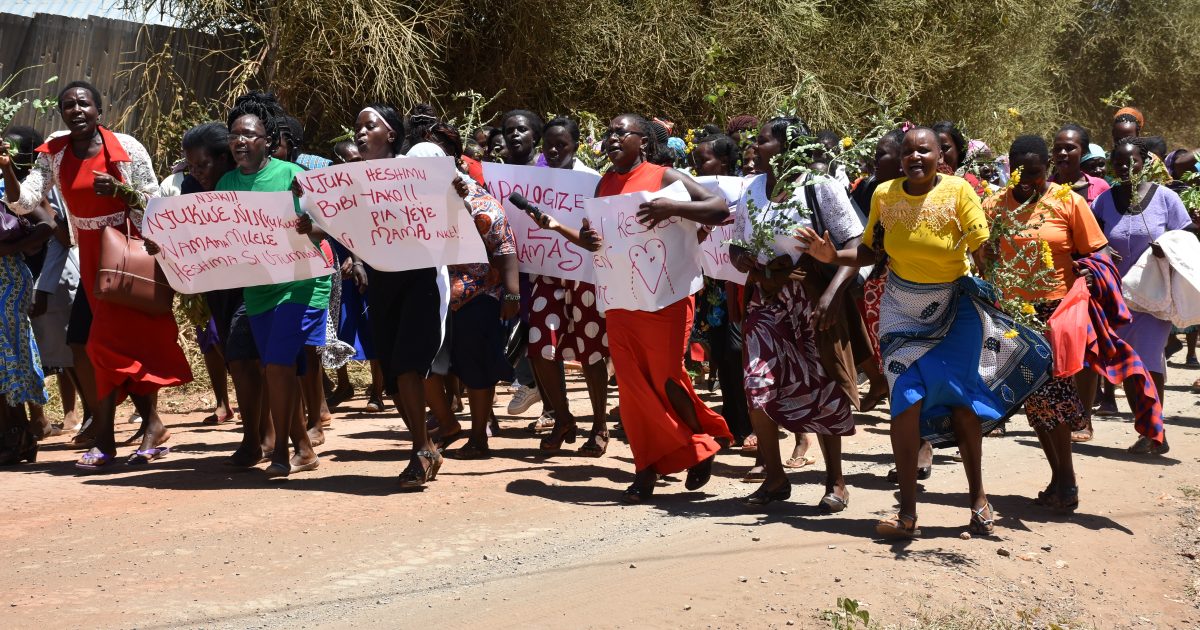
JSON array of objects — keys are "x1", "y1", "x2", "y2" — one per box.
[
  {"x1": 0, "y1": 255, "x2": 48, "y2": 405},
  {"x1": 1023, "y1": 300, "x2": 1087, "y2": 432},
  {"x1": 743, "y1": 279, "x2": 855, "y2": 436},
  {"x1": 879, "y1": 272, "x2": 1052, "y2": 444}
]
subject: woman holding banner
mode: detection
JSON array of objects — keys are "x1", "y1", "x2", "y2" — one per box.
[
  {"x1": 339, "y1": 103, "x2": 447, "y2": 488},
  {"x1": 590, "y1": 113, "x2": 732, "y2": 503},
  {"x1": 220, "y1": 92, "x2": 328, "y2": 478},
  {"x1": 1, "y1": 80, "x2": 191, "y2": 471},
  {"x1": 523, "y1": 116, "x2": 613, "y2": 457}
]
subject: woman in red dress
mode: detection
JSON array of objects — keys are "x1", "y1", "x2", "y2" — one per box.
[
  {"x1": 585, "y1": 114, "x2": 733, "y2": 502},
  {"x1": 0, "y1": 81, "x2": 191, "y2": 471}
]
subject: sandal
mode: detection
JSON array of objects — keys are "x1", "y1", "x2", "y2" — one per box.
[
  {"x1": 968, "y1": 503, "x2": 995, "y2": 536},
  {"x1": 579, "y1": 430, "x2": 609, "y2": 457},
  {"x1": 783, "y1": 455, "x2": 816, "y2": 469},
  {"x1": 1128, "y1": 435, "x2": 1169, "y2": 455},
  {"x1": 1070, "y1": 427, "x2": 1094, "y2": 443},
  {"x1": 202, "y1": 412, "x2": 232, "y2": 426},
  {"x1": 540, "y1": 419, "x2": 578, "y2": 451},
  {"x1": 127, "y1": 446, "x2": 170, "y2": 466},
  {"x1": 742, "y1": 480, "x2": 791, "y2": 506},
  {"x1": 436, "y1": 429, "x2": 469, "y2": 453},
  {"x1": 527, "y1": 413, "x2": 556, "y2": 434},
  {"x1": 75, "y1": 448, "x2": 118, "y2": 472},
  {"x1": 818, "y1": 490, "x2": 849, "y2": 513},
  {"x1": 741, "y1": 466, "x2": 767, "y2": 483},
  {"x1": 740, "y1": 434, "x2": 759, "y2": 454},
  {"x1": 450, "y1": 442, "x2": 491, "y2": 460},
  {"x1": 621, "y1": 469, "x2": 657, "y2": 504},
  {"x1": 886, "y1": 465, "x2": 931, "y2": 482},
  {"x1": 365, "y1": 393, "x2": 384, "y2": 413},
  {"x1": 684, "y1": 454, "x2": 716, "y2": 491},
  {"x1": 876, "y1": 513, "x2": 920, "y2": 539},
  {"x1": 398, "y1": 449, "x2": 441, "y2": 490}
]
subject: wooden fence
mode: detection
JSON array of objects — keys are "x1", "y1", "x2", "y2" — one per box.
[{"x1": 0, "y1": 11, "x2": 236, "y2": 154}]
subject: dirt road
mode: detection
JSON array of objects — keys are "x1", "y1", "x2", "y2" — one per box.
[{"x1": 3, "y1": 366, "x2": 1199, "y2": 629}]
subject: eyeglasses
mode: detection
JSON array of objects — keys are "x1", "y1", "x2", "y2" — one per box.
[
  {"x1": 231, "y1": 133, "x2": 267, "y2": 143},
  {"x1": 604, "y1": 128, "x2": 644, "y2": 140}
]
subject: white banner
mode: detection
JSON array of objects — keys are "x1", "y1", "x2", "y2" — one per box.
[
  {"x1": 142, "y1": 190, "x2": 332, "y2": 293},
  {"x1": 694, "y1": 175, "x2": 748, "y2": 284},
  {"x1": 481, "y1": 162, "x2": 599, "y2": 282},
  {"x1": 296, "y1": 156, "x2": 486, "y2": 272},
  {"x1": 583, "y1": 181, "x2": 704, "y2": 313}
]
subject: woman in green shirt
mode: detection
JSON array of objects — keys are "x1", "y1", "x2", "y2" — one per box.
[{"x1": 217, "y1": 92, "x2": 330, "y2": 477}]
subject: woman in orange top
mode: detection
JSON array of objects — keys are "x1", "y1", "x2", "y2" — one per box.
[
  {"x1": 572, "y1": 114, "x2": 732, "y2": 503},
  {"x1": 983, "y1": 135, "x2": 1108, "y2": 512}
]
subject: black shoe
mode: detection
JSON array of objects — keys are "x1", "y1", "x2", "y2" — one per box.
[
  {"x1": 0, "y1": 427, "x2": 37, "y2": 466},
  {"x1": 742, "y1": 481, "x2": 791, "y2": 506},
  {"x1": 685, "y1": 454, "x2": 716, "y2": 491}
]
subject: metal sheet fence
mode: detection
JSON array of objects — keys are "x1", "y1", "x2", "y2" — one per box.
[{"x1": 0, "y1": 11, "x2": 236, "y2": 160}]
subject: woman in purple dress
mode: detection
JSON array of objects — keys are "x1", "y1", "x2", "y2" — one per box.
[{"x1": 1090, "y1": 136, "x2": 1193, "y2": 455}]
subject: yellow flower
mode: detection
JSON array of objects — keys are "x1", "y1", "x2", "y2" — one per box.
[
  {"x1": 1021, "y1": 302, "x2": 1036, "y2": 315},
  {"x1": 1051, "y1": 184, "x2": 1073, "y2": 202},
  {"x1": 1007, "y1": 166, "x2": 1022, "y2": 190},
  {"x1": 1004, "y1": 329, "x2": 1018, "y2": 339},
  {"x1": 841, "y1": 136, "x2": 853, "y2": 148},
  {"x1": 1040, "y1": 240, "x2": 1054, "y2": 269},
  {"x1": 1007, "y1": 107, "x2": 1021, "y2": 118}
]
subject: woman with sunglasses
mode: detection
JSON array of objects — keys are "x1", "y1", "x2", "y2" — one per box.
[{"x1": 586, "y1": 114, "x2": 732, "y2": 503}]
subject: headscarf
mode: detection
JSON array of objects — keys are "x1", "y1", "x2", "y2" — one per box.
[
  {"x1": 1082, "y1": 143, "x2": 1106, "y2": 164},
  {"x1": 1114, "y1": 106, "x2": 1145, "y2": 129}
]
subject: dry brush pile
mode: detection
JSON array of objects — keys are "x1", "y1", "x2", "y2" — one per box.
[{"x1": 115, "y1": 0, "x2": 1200, "y2": 165}]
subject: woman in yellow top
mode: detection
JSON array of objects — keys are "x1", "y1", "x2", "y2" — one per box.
[
  {"x1": 800, "y1": 127, "x2": 1052, "y2": 538},
  {"x1": 982, "y1": 135, "x2": 1108, "y2": 512}
]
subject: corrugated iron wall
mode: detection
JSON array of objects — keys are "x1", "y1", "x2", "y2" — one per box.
[{"x1": 1, "y1": 11, "x2": 235, "y2": 151}]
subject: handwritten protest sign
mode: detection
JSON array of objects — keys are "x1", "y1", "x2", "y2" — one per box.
[
  {"x1": 481, "y1": 162, "x2": 599, "y2": 282},
  {"x1": 143, "y1": 191, "x2": 332, "y2": 293},
  {"x1": 296, "y1": 156, "x2": 486, "y2": 272},
  {"x1": 583, "y1": 181, "x2": 704, "y2": 313},
  {"x1": 694, "y1": 175, "x2": 748, "y2": 284}
]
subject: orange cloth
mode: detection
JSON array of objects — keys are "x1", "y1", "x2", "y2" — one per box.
[
  {"x1": 1114, "y1": 106, "x2": 1145, "y2": 128},
  {"x1": 599, "y1": 160, "x2": 731, "y2": 474},
  {"x1": 983, "y1": 183, "x2": 1109, "y2": 301}
]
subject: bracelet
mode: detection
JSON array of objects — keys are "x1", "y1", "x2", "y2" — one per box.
[{"x1": 503, "y1": 293, "x2": 521, "y2": 302}]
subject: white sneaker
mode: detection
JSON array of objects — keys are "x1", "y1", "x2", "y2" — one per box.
[{"x1": 507, "y1": 384, "x2": 541, "y2": 415}]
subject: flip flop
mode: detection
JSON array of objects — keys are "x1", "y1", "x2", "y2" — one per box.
[
  {"x1": 127, "y1": 446, "x2": 170, "y2": 465},
  {"x1": 783, "y1": 455, "x2": 816, "y2": 469},
  {"x1": 876, "y1": 513, "x2": 920, "y2": 539},
  {"x1": 264, "y1": 462, "x2": 291, "y2": 478},
  {"x1": 740, "y1": 434, "x2": 759, "y2": 454},
  {"x1": 289, "y1": 458, "x2": 320, "y2": 474},
  {"x1": 75, "y1": 448, "x2": 118, "y2": 472},
  {"x1": 202, "y1": 413, "x2": 232, "y2": 425}
]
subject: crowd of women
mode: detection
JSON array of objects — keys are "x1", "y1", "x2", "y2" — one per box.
[{"x1": 1, "y1": 81, "x2": 1197, "y2": 538}]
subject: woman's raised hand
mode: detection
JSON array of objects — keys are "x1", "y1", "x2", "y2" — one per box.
[{"x1": 795, "y1": 226, "x2": 837, "y2": 263}]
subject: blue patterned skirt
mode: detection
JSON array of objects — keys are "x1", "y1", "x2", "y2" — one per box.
[
  {"x1": 879, "y1": 272, "x2": 1051, "y2": 444},
  {"x1": 0, "y1": 254, "x2": 47, "y2": 405}
]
